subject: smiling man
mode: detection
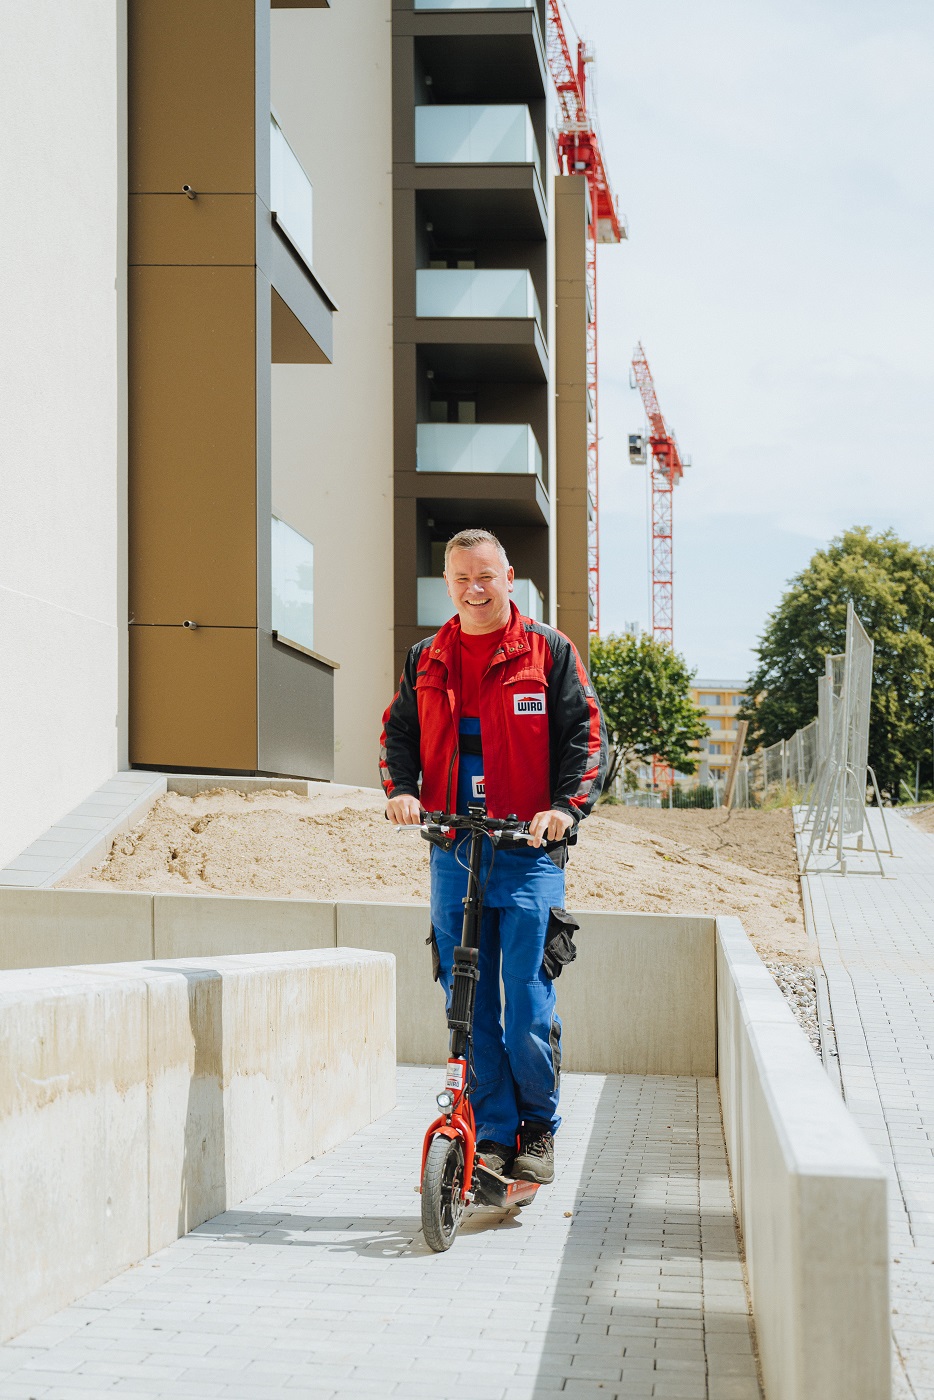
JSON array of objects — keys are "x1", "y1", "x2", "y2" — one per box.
[{"x1": 379, "y1": 528, "x2": 607, "y2": 1187}]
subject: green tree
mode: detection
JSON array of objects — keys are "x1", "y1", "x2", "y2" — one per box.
[
  {"x1": 589, "y1": 633, "x2": 710, "y2": 789},
  {"x1": 739, "y1": 527, "x2": 934, "y2": 798}
]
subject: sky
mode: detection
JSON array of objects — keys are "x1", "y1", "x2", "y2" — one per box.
[{"x1": 566, "y1": 0, "x2": 934, "y2": 683}]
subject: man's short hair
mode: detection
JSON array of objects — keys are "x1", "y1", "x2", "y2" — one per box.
[{"x1": 444, "y1": 528, "x2": 510, "y2": 572}]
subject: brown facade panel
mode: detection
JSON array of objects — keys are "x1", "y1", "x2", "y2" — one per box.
[
  {"x1": 554, "y1": 175, "x2": 590, "y2": 660},
  {"x1": 128, "y1": 0, "x2": 257, "y2": 195},
  {"x1": 129, "y1": 625, "x2": 257, "y2": 771},
  {"x1": 129, "y1": 265, "x2": 257, "y2": 626},
  {"x1": 129, "y1": 194, "x2": 257, "y2": 266}
]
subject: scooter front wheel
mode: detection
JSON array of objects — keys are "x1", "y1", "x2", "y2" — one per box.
[{"x1": 421, "y1": 1134, "x2": 467, "y2": 1252}]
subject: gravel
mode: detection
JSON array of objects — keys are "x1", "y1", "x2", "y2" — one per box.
[{"x1": 765, "y1": 957, "x2": 821, "y2": 1055}]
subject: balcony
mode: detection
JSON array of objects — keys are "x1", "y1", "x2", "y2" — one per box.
[
  {"x1": 417, "y1": 268, "x2": 541, "y2": 324},
  {"x1": 417, "y1": 577, "x2": 543, "y2": 628},
  {"x1": 415, "y1": 104, "x2": 539, "y2": 170},
  {"x1": 416, "y1": 423, "x2": 543, "y2": 480},
  {"x1": 415, "y1": 0, "x2": 535, "y2": 7},
  {"x1": 270, "y1": 114, "x2": 313, "y2": 272},
  {"x1": 271, "y1": 516, "x2": 314, "y2": 653}
]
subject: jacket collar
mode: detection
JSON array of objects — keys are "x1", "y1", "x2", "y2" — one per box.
[{"x1": 427, "y1": 602, "x2": 531, "y2": 673}]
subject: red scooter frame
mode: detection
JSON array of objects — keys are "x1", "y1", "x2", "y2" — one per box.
[{"x1": 418, "y1": 808, "x2": 540, "y2": 1252}]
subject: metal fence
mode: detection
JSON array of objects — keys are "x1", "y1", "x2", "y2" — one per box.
[
  {"x1": 619, "y1": 790, "x2": 662, "y2": 808},
  {"x1": 729, "y1": 601, "x2": 892, "y2": 873}
]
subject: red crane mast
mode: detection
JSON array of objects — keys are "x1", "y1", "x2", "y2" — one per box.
[
  {"x1": 630, "y1": 342, "x2": 688, "y2": 791},
  {"x1": 630, "y1": 342, "x2": 685, "y2": 651},
  {"x1": 546, "y1": 1, "x2": 626, "y2": 634}
]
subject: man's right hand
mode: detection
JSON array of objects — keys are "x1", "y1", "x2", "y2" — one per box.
[{"x1": 386, "y1": 794, "x2": 422, "y2": 826}]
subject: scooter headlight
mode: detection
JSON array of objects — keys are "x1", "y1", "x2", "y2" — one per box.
[{"x1": 436, "y1": 1090, "x2": 455, "y2": 1112}]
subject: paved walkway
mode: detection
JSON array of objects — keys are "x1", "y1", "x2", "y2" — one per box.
[
  {"x1": 0, "y1": 1069, "x2": 760, "y2": 1400},
  {"x1": 802, "y1": 810, "x2": 934, "y2": 1400}
]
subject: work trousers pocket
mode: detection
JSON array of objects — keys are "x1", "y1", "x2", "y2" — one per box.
[
  {"x1": 426, "y1": 924, "x2": 441, "y2": 983},
  {"x1": 541, "y1": 907, "x2": 580, "y2": 980},
  {"x1": 549, "y1": 1015, "x2": 562, "y2": 1090}
]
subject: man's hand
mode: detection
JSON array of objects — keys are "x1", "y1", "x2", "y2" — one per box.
[
  {"x1": 386, "y1": 794, "x2": 423, "y2": 826},
  {"x1": 526, "y1": 808, "x2": 574, "y2": 848}
]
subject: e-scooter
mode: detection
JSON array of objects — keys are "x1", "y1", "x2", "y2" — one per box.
[{"x1": 417, "y1": 807, "x2": 541, "y2": 1252}]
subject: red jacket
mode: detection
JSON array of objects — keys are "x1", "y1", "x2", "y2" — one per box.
[{"x1": 379, "y1": 605, "x2": 608, "y2": 823}]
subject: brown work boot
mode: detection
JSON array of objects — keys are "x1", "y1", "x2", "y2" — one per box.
[
  {"x1": 513, "y1": 1124, "x2": 555, "y2": 1184},
  {"x1": 476, "y1": 1140, "x2": 515, "y2": 1177}
]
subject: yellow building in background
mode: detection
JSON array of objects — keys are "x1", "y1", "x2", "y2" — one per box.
[{"x1": 687, "y1": 679, "x2": 748, "y2": 787}]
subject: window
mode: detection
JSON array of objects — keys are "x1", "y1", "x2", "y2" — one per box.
[
  {"x1": 708, "y1": 719, "x2": 723, "y2": 731},
  {"x1": 698, "y1": 692, "x2": 721, "y2": 706},
  {"x1": 708, "y1": 743, "x2": 722, "y2": 755},
  {"x1": 271, "y1": 516, "x2": 314, "y2": 651},
  {"x1": 428, "y1": 396, "x2": 478, "y2": 424},
  {"x1": 732, "y1": 694, "x2": 747, "y2": 707}
]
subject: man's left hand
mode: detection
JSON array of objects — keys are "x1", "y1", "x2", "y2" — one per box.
[{"x1": 526, "y1": 809, "x2": 574, "y2": 848}]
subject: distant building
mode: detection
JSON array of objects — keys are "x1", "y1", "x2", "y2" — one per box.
[{"x1": 685, "y1": 680, "x2": 749, "y2": 787}]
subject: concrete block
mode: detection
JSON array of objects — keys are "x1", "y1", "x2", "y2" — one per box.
[
  {"x1": 165, "y1": 775, "x2": 311, "y2": 796},
  {"x1": 337, "y1": 901, "x2": 447, "y2": 1066},
  {"x1": 0, "y1": 966, "x2": 151, "y2": 1341},
  {"x1": 0, "y1": 948, "x2": 396, "y2": 1342},
  {"x1": 0, "y1": 889, "x2": 154, "y2": 969},
  {"x1": 716, "y1": 916, "x2": 890, "y2": 1400},
  {"x1": 559, "y1": 912, "x2": 716, "y2": 1075},
  {"x1": 0, "y1": 870, "x2": 47, "y2": 889},
  {"x1": 153, "y1": 893, "x2": 336, "y2": 959},
  {"x1": 335, "y1": 903, "x2": 716, "y2": 1075}
]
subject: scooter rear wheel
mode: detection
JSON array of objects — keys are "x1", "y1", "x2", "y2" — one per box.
[{"x1": 421, "y1": 1134, "x2": 466, "y2": 1252}]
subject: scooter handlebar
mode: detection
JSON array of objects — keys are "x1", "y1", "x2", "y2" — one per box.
[{"x1": 421, "y1": 811, "x2": 532, "y2": 839}]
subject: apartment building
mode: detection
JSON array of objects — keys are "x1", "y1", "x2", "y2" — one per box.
[
  {"x1": 390, "y1": 0, "x2": 591, "y2": 673},
  {"x1": 689, "y1": 679, "x2": 749, "y2": 786},
  {"x1": 0, "y1": 0, "x2": 593, "y2": 867}
]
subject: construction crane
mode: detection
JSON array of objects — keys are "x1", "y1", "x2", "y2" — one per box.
[
  {"x1": 546, "y1": 1, "x2": 626, "y2": 635},
  {"x1": 630, "y1": 342, "x2": 688, "y2": 790}
]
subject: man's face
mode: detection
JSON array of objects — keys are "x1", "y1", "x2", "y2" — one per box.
[{"x1": 444, "y1": 543, "x2": 514, "y2": 634}]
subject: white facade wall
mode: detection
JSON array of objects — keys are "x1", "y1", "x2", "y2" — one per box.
[
  {"x1": 0, "y1": 3, "x2": 125, "y2": 868},
  {"x1": 271, "y1": 2, "x2": 394, "y2": 788}
]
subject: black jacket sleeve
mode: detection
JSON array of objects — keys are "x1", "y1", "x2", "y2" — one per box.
[
  {"x1": 546, "y1": 632, "x2": 609, "y2": 823},
  {"x1": 379, "y1": 643, "x2": 424, "y2": 799}
]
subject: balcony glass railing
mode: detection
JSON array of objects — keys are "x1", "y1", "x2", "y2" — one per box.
[
  {"x1": 271, "y1": 516, "x2": 314, "y2": 651},
  {"x1": 415, "y1": 104, "x2": 539, "y2": 171},
  {"x1": 417, "y1": 577, "x2": 543, "y2": 628},
  {"x1": 415, "y1": 0, "x2": 534, "y2": 7},
  {"x1": 270, "y1": 114, "x2": 313, "y2": 270},
  {"x1": 416, "y1": 268, "x2": 541, "y2": 324},
  {"x1": 416, "y1": 423, "x2": 543, "y2": 480}
]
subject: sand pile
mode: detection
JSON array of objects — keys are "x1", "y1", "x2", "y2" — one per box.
[{"x1": 66, "y1": 786, "x2": 807, "y2": 964}]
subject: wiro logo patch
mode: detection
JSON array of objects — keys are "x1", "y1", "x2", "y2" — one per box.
[{"x1": 514, "y1": 692, "x2": 546, "y2": 715}]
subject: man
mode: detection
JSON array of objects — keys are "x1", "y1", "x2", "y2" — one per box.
[{"x1": 380, "y1": 528, "x2": 607, "y2": 1185}]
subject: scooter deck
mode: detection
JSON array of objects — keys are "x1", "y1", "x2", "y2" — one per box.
[{"x1": 475, "y1": 1161, "x2": 541, "y2": 1209}]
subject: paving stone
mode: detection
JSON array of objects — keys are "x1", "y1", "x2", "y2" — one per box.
[
  {"x1": 0, "y1": 1069, "x2": 760, "y2": 1398},
  {"x1": 802, "y1": 809, "x2": 934, "y2": 1397}
]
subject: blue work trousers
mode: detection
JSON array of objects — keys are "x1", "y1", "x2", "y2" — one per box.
[{"x1": 430, "y1": 838, "x2": 565, "y2": 1145}]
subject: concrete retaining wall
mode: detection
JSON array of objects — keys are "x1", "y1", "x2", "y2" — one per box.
[
  {"x1": 716, "y1": 916, "x2": 890, "y2": 1400},
  {"x1": 0, "y1": 891, "x2": 892, "y2": 1389},
  {"x1": 0, "y1": 948, "x2": 395, "y2": 1344},
  {"x1": 0, "y1": 891, "x2": 716, "y2": 1074}
]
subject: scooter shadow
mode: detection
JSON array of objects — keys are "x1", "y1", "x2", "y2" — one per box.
[{"x1": 195, "y1": 1205, "x2": 525, "y2": 1259}]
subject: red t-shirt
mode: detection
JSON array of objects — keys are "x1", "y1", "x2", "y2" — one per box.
[{"x1": 459, "y1": 625, "x2": 507, "y2": 717}]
